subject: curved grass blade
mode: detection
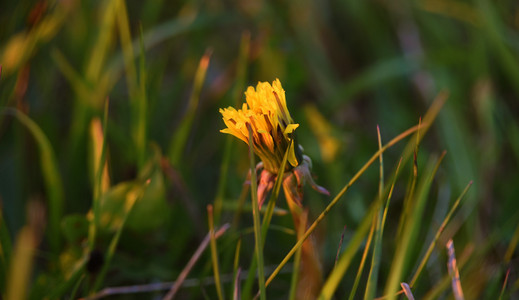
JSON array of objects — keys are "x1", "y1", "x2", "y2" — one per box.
[
  {"x1": 2, "y1": 108, "x2": 64, "y2": 254},
  {"x1": 265, "y1": 121, "x2": 423, "y2": 298}
]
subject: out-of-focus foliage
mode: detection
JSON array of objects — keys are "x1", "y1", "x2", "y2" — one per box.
[{"x1": 1, "y1": 0, "x2": 519, "y2": 299}]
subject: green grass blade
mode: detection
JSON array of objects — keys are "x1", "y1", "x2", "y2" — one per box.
[
  {"x1": 288, "y1": 210, "x2": 307, "y2": 300},
  {"x1": 267, "y1": 122, "x2": 423, "y2": 295},
  {"x1": 348, "y1": 217, "x2": 375, "y2": 300},
  {"x1": 3, "y1": 108, "x2": 64, "y2": 254},
  {"x1": 384, "y1": 152, "x2": 446, "y2": 300},
  {"x1": 207, "y1": 205, "x2": 224, "y2": 300},
  {"x1": 320, "y1": 204, "x2": 374, "y2": 299},
  {"x1": 169, "y1": 51, "x2": 211, "y2": 166},
  {"x1": 410, "y1": 181, "x2": 472, "y2": 286},
  {"x1": 247, "y1": 124, "x2": 266, "y2": 300},
  {"x1": 88, "y1": 99, "x2": 110, "y2": 251}
]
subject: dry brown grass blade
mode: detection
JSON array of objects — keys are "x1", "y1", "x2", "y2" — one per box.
[
  {"x1": 446, "y1": 239, "x2": 465, "y2": 300},
  {"x1": 400, "y1": 283, "x2": 415, "y2": 300}
]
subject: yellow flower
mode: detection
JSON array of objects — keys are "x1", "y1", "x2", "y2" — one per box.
[{"x1": 219, "y1": 79, "x2": 300, "y2": 173}]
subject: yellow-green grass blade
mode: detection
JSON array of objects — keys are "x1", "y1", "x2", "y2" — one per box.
[
  {"x1": 384, "y1": 152, "x2": 446, "y2": 300},
  {"x1": 288, "y1": 210, "x2": 307, "y2": 300},
  {"x1": 320, "y1": 203, "x2": 374, "y2": 299},
  {"x1": 169, "y1": 51, "x2": 211, "y2": 166},
  {"x1": 3, "y1": 108, "x2": 64, "y2": 254},
  {"x1": 247, "y1": 124, "x2": 266, "y2": 300},
  {"x1": 348, "y1": 216, "x2": 375, "y2": 300},
  {"x1": 5, "y1": 226, "x2": 36, "y2": 300},
  {"x1": 364, "y1": 139, "x2": 405, "y2": 300},
  {"x1": 318, "y1": 93, "x2": 446, "y2": 299},
  {"x1": 208, "y1": 205, "x2": 224, "y2": 300},
  {"x1": 264, "y1": 121, "x2": 422, "y2": 298},
  {"x1": 410, "y1": 181, "x2": 472, "y2": 286},
  {"x1": 88, "y1": 99, "x2": 110, "y2": 251}
]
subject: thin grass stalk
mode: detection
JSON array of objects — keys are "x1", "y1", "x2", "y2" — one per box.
[
  {"x1": 320, "y1": 202, "x2": 374, "y2": 299},
  {"x1": 288, "y1": 210, "x2": 307, "y2": 300},
  {"x1": 498, "y1": 268, "x2": 510, "y2": 300},
  {"x1": 410, "y1": 181, "x2": 472, "y2": 286},
  {"x1": 169, "y1": 51, "x2": 211, "y2": 166},
  {"x1": 231, "y1": 239, "x2": 242, "y2": 300},
  {"x1": 233, "y1": 268, "x2": 242, "y2": 300},
  {"x1": 162, "y1": 224, "x2": 230, "y2": 300},
  {"x1": 334, "y1": 226, "x2": 347, "y2": 269},
  {"x1": 207, "y1": 205, "x2": 224, "y2": 300},
  {"x1": 400, "y1": 283, "x2": 415, "y2": 300},
  {"x1": 396, "y1": 123, "x2": 420, "y2": 241},
  {"x1": 364, "y1": 159, "x2": 403, "y2": 300},
  {"x1": 348, "y1": 217, "x2": 375, "y2": 300},
  {"x1": 446, "y1": 240, "x2": 465, "y2": 300},
  {"x1": 320, "y1": 93, "x2": 445, "y2": 299},
  {"x1": 384, "y1": 152, "x2": 446, "y2": 300},
  {"x1": 233, "y1": 239, "x2": 242, "y2": 280},
  {"x1": 247, "y1": 124, "x2": 266, "y2": 300},
  {"x1": 267, "y1": 122, "x2": 424, "y2": 293},
  {"x1": 89, "y1": 99, "x2": 110, "y2": 252},
  {"x1": 504, "y1": 223, "x2": 519, "y2": 263},
  {"x1": 363, "y1": 126, "x2": 386, "y2": 299}
]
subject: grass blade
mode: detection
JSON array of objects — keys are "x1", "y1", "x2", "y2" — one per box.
[
  {"x1": 3, "y1": 108, "x2": 64, "y2": 254},
  {"x1": 169, "y1": 51, "x2": 211, "y2": 166},
  {"x1": 162, "y1": 224, "x2": 230, "y2": 300},
  {"x1": 5, "y1": 227, "x2": 36, "y2": 300},
  {"x1": 384, "y1": 152, "x2": 446, "y2": 300},
  {"x1": 363, "y1": 126, "x2": 386, "y2": 299},
  {"x1": 269, "y1": 121, "x2": 424, "y2": 297},
  {"x1": 288, "y1": 210, "x2": 307, "y2": 300},
  {"x1": 498, "y1": 268, "x2": 510, "y2": 300},
  {"x1": 446, "y1": 239, "x2": 464, "y2": 300},
  {"x1": 247, "y1": 124, "x2": 266, "y2": 300},
  {"x1": 400, "y1": 282, "x2": 415, "y2": 300},
  {"x1": 207, "y1": 205, "x2": 224, "y2": 300},
  {"x1": 410, "y1": 181, "x2": 472, "y2": 286},
  {"x1": 348, "y1": 217, "x2": 375, "y2": 300}
]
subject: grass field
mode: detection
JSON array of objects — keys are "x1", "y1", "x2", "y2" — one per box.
[{"x1": 1, "y1": 0, "x2": 519, "y2": 299}]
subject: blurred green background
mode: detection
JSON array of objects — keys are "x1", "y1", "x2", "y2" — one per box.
[{"x1": 1, "y1": 0, "x2": 519, "y2": 299}]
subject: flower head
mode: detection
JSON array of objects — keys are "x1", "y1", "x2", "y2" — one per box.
[
  {"x1": 219, "y1": 79, "x2": 301, "y2": 173},
  {"x1": 219, "y1": 79, "x2": 329, "y2": 208}
]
